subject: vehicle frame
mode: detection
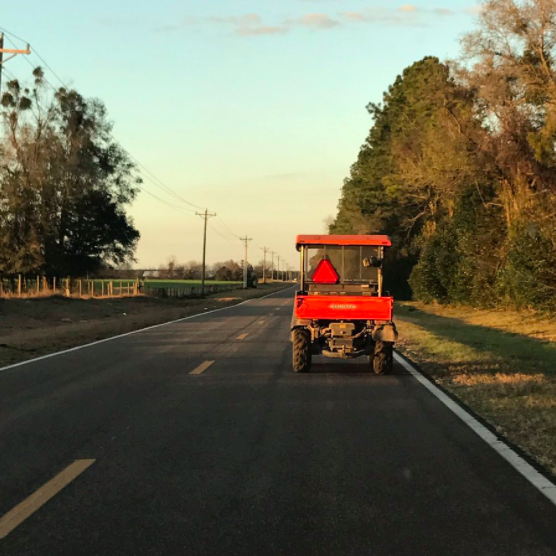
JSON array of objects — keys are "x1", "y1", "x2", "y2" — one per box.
[{"x1": 291, "y1": 234, "x2": 398, "y2": 374}]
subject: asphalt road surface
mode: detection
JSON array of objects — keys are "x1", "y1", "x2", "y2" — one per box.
[{"x1": 1, "y1": 288, "x2": 556, "y2": 555}]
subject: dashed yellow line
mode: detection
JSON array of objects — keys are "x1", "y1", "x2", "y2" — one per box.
[
  {"x1": 0, "y1": 459, "x2": 95, "y2": 540},
  {"x1": 237, "y1": 333, "x2": 249, "y2": 340},
  {"x1": 258, "y1": 320, "x2": 265, "y2": 324},
  {"x1": 190, "y1": 360, "x2": 215, "y2": 375}
]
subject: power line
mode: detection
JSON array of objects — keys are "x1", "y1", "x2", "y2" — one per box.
[
  {"x1": 0, "y1": 43, "x2": 193, "y2": 221},
  {"x1": 1, "y1": 32, "x2": 57, "y2": 91},
  {"x1": 27, "y1": 44, "x2": 66, "y2": 89},
  {"x1": 124, "y1": 151, "x2": 205, "y2": 210},
  {"x1": 135, "y1": 183, "x2": 197, "y2": 218},
  {"x1": 0, "y1": 25, "x2": 28, "y2": 44},
  {"x1": 215, "y1": 216, "x2": 241, "y2": 239},
  {"x1": 0, "y1": 25, "x2": 206, "y2": 214},
  {"x1": 1, "y1": 64, "x2": 15, "y2": 81},
  {"x1": 0, "y1": 32, "x2": 31, "y2": 96},
  {"x1": 135, "y1": 169, "x2": 196, "y2": 214},
  {"x1": 209, "y1": 223, "x2": 236, "y2": 244},
  {"x1": 212, "y1": 218, "x2": 241, "y2": 241}
]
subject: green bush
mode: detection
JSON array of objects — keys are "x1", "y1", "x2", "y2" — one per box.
[{"x1": 496, "y1": 224, "x2": 556, "y2": 310}]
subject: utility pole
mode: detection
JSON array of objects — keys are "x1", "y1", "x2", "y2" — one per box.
[
  {"x1": 277, "y1": 255, "x2": 281, "y2": 282},
  {"x1": 270, "y1": 251, "x2": 275, "y2": 282},
  {"x1": 240, "y1": 236, "x2": 252, "y2": 289},
  {"x1": 261, "y1": 247, "x2": 268, "y2": 284},
  {"x1": 195, "y1": 209, "x2": 216, "y2": 297},
  {"x1": 0, "y1": 33, "x2": 31, "y2": 95}
]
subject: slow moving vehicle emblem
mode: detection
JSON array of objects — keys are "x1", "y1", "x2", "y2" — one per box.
[{"x1": 311, "y1": 258, "x2": 340, "y2": 284}]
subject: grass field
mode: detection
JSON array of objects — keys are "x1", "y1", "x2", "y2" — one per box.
[{"x1": 395, "y1": 302, "x2": 556, "y2": 477}]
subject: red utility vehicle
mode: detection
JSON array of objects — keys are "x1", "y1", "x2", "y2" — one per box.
[{"x1": 291, "y1": 235, "x2": 398, "y2": 374}]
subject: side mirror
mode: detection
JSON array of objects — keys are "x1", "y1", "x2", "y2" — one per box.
[{"x1": 363, "y1": 257, "x2": 382, "y2": 268}]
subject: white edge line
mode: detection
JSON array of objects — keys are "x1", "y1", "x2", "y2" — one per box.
[
  {"x1": 0, "y1": 286, "x2": 295, "y2": 374},
  {"x1": 394, "y1": 352, "x2": 556, "y2": 507}
]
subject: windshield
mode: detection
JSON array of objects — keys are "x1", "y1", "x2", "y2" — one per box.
[{"x1": 305, "y1": 245, "x2": 381, "y2": 284}]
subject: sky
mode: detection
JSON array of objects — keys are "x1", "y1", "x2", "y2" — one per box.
[{"x1": 1, "y1": 0, "x2": 481, "y2": 270}]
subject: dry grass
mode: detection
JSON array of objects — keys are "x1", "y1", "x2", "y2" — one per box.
[{"x1": 395, "y1": 302, "x2": 556, "y2": 477}]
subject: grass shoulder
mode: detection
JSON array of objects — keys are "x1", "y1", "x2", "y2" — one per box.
[{"x1": 395, "y1": 301, "x2": 556, "y2": 477}]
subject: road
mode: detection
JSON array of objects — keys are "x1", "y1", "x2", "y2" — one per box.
[{"x1": 1, "y1": 288, "x2": 556, "y2": 555}]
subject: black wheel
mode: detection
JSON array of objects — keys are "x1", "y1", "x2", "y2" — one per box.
[
  {"x1": 292, "y1": 328, "x2": 312, "y2": 373},
  {"x1": 373, "y1": 341, "x2": 393, "y2": 375}
]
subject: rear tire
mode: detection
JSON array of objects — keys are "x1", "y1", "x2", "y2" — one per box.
[
  {"x1": 373, "y1": 341, "x2": 393, "y2": 375},
  {"x1": 292, "y1": 328, "x2": 312, "y2": 373}
]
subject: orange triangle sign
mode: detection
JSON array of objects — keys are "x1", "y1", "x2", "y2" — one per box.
[{"x1": 312, "y1": 258, "x2": 340, "y2": 284}]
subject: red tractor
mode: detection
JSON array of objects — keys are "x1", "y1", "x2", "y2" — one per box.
[{"x1": 291, "y1": 235, "x2": 398, "y2": 374}]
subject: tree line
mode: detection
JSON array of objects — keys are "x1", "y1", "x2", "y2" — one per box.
[
  {"x1": 0, "y1": 68, "x2": 140, "y2": 277},
  {"x1": 332, "y1": 0, "x2": 556, "y2": 309},
  {"x1": 157, "y1": 257, "x2": 271, "y2": 282}
]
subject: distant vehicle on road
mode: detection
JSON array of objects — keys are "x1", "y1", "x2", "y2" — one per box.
[{"x1": 291, "y1": 235, "x2": 398, "y2": 374}]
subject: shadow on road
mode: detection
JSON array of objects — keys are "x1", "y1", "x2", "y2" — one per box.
[{"x1": 309, "y1": 360, "x2": 409, "y2": 376}]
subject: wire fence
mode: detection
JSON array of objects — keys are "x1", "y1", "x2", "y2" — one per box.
[
  {"x1": 0, "y1": 276, "x2": 241, "y2": 299},
  {"x1": 0, "y1": 276, "x2": 141, "y2": 298}
]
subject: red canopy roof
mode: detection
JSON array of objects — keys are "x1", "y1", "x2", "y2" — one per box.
[{"x1": 296, "y1": 235, "x2": 392, "y2": 250}]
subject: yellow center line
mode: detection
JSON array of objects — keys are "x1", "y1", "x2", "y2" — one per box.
[
  {"x1": 237, "y1": 333, "x2": 249, "y2": 340},
  {"x1": 258, "y1": 320, "x2": 265, "y2": 324},
  {"x1": 190, "y1": 360, "x2": 215, "y2": 375},
  {"x1": 0, "y1": 459, "x2": 95, "y2": 540}
]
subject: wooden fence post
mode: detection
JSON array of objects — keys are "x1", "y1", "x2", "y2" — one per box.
[
  {"x1": 36, "y1": 275, "x2": 40, "y2": 295},
  {"x1": 18, "y1": 274, "x2": 22, "y2": 297},
  {"x1": 79, "y1": 280, "x2": 82, "y2": 297}
]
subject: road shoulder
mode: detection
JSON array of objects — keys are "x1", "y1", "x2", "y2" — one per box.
[
  {"x1": 0, "y1": 284, "x2": 292, "y2": 369},
  {"x1": 395, "y1": 301, "x2": 556, "y2": 479}
]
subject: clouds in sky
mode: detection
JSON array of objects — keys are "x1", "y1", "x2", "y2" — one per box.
[{"x1": 158, "y1": 5, "x2": 477, "y2": 37}]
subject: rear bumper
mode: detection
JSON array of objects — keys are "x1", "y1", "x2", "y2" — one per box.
[{"x1": 294, "y1": 294, "x2": 394, "y2": 321}]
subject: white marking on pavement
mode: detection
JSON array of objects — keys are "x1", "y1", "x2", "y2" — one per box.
[
  {"x1": 189, "y1": 360, "x2": 215, "y2": 375},
  {"x1": 394, "y1": 352, "x2": 556, "y2": 507},
  {"x1": 0, "y1": 459, "x2": 95, "y2": 539},
  {"x1": 0, "y1": 287, "x2": 296, "y2": 374},
  {"x1": 237, "y1": 333, "x2": 249, "y2": 340}
]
